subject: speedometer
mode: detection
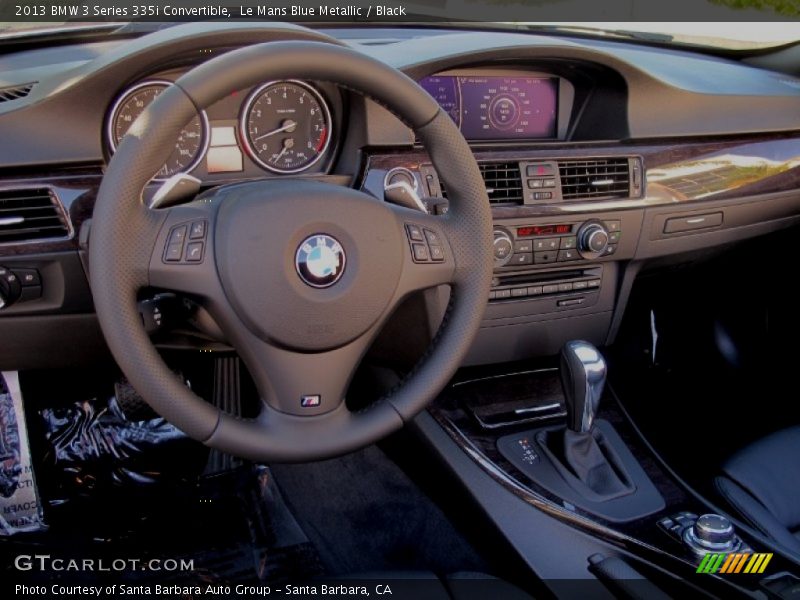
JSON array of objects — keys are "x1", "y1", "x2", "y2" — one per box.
[
  {"x1": 240, "y1": 81, "x2": 332, "y2": 174},
  {"x1": 107, "y1": 80, "x2": 208, "y2": 180}
]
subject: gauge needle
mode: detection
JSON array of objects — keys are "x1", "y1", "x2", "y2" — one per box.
[
  {"x1": 255, "y1": 120, "x2": 297, "y2": 141},
  {"x1": 273, "y1": 145, "x2": 288, "y2": 161}
]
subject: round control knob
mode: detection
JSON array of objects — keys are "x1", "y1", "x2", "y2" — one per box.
[
  {"x1": 694, "y1": 514, "x2": 735, "y2": 547},
  {"x1": 683, "y1": 513, "x2": 738, "y2": 554},
  {"x1": 493, "y1": 229, "x2": 513, "y2": 267},
  {"x1": 577, "y1": 222, "x2": 610, "y2": 259},
  {"x1": 0, "y1": 266, "x2": 21, "y2": 310}
]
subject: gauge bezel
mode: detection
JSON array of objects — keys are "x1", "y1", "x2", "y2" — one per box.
[
  {"x1": 106, "y1": 79, "x2": 210, "y2": 181},
  {"x1": 239, "y1": 79, "x2": 333, "y2": 175}
]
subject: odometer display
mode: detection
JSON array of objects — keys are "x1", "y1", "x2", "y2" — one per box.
[
  {"x1": 107, "y1": 80, "x2": 208, "y2": 179},
  {"x1": 241, "y1": 81, "x2": 332, "y2": 174}
]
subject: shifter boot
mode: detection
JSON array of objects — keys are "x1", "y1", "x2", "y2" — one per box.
[{"x1": 539, "y1": 427, "x2": 635, "y2": 501}]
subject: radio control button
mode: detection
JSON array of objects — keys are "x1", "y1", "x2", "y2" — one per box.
[
  {"x1": 165, "y1": 244, "x2": 183, "y2": 262},
  {"x1": 496, "y1": 289, "x2": 512, "y2": 300},
  {"x1": 560, "y1": 236, "x2": 577, "y2": 249},
  {"x1": 169, "y1": 225, "x2": 187, "y2": 246},
  {"x1": 542, "y1": 284, "x2": 558, "y2": 294},
  {"x1": 511, "y1": 288, "x2": 528, "y2": 298},
  {"x1": 573, "y1": 281, "x2": 589, "y2": 290},
  {"x1": 587, "y1": 279, "x2": 601, "y2": 288},
  {"x1": 557, "y1": 282, "x2": 573, "y2": 293},
  {"x1": 534, "y1": 251, "x2": 557, "y2": 264},
  {"x1": 514, "y1": 240, "x2": 533, "y2": 253},
  {"x1": 527, "y1": 286, "x2": 543, "y2": 296},
  {"x1": 488, "y1": 291, "x2": 497, "y2": 300},
  {"x1": 189, "y1": 221, "x2": 207, "y2": 240},
  {"x1": 429, "y1": 245, "x2": 445, "y2": 261}
]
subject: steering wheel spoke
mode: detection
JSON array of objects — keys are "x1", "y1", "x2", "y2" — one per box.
[{"x1": 225, "y1": 325, "x2": 376, "y2": 417}]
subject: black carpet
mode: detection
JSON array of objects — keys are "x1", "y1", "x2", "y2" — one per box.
[{"x1": 271, "y1": 445, "x2": 489, "y2": 576}]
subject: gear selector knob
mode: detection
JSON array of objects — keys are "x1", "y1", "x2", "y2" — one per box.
[{"x1": 560, "y1": 341, "x2": 607, "y2": 433}]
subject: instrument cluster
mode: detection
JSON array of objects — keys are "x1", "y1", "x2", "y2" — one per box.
[{"x1": 105, "y1": 74, "x2": 338, "y2": 181}]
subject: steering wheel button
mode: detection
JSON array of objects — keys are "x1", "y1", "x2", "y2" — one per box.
[
  {"x1": 423, "y1": 228, "x2": 440, "y2": 245},
  {"x1": 189, "y1": 221, "x2": 206, "y2": 240},
  {"x1": 185, "y1": 242, "x2": 204, "y2": 262},
  {"x1": 406, "y1": 224, "x2": 424, "y2": 242},
  {"x1": 412, "y1": 243, "x2": 429, "y2": 262},
  {"x1": 165, "y1": 244, "x2": 183, "y2": 262},
  {"x1": 169, "y1": 225, "x2": 187, "y2": 245},
  {"x1": 429, "y1": 245, "x2": 445, "y2": 261}
]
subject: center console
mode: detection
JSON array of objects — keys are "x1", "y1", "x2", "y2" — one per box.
[{"x1": 428, "y1": 342, "x2": 800, "y2": 597}]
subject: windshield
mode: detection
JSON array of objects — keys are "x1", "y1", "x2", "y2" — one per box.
[
  {"x1": 526, "y1": 22, "x2": 800, "y2": 50},
  {"x1": 1, "y1": 18, "x2": 799, "y2": 51}
]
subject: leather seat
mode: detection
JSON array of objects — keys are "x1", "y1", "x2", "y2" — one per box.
[{"x1": 715, "y1": 426, "x2": 800, "y2": 559}]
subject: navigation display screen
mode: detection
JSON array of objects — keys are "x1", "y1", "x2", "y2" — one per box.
[{"x1": 419, "y1": 75, "x2": 558, "y2": 140}]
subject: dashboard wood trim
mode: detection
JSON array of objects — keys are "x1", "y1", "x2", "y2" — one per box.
[{"x1": 364, "y1": 131, "x2": 800, "y2": 217}]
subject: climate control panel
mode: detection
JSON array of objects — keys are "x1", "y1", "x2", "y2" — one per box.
[{"x1": 493, "y1": 219, "x2": 621, "y2": 270}]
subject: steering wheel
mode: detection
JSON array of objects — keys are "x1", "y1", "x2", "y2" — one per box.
[{"x1": 89, "y1": 41, "x2": 492, "y2": 462}]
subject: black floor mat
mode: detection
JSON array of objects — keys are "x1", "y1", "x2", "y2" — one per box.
[{"x1": 271, "y1": 445, "x2": 489, "y2": 576}]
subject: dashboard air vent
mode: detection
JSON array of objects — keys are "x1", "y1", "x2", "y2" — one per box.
[
  {"x1": 440, "y1": 161, "x2": 524, "y2": 206},
  {"x1": 0, "y1": 187, "x2": 70, "y2": 243},
  {"x1": 0, "y1": 82, "x2": 36, "y2": 104},
  {"x1": 558, "y1": 158, "x2": 631, "y2": 201}
]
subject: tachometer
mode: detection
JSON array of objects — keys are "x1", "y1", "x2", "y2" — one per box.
[
  {"x1": 240, "y1": 80, "x2": 332, "y2": 174},
  {"x1": 107, "y1": 80, "x2": 208, "y2": 180}
]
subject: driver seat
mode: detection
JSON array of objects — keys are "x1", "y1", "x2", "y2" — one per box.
[{"x1": 715, "y1": 426, "x2": 800, "y2": 560}]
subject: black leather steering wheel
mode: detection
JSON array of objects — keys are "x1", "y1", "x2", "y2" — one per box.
[{"x1": 89, "y1": 41, "x2": 492, "y2": 462}]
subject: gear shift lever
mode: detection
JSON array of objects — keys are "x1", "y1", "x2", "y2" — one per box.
[
  {"x1": 560, "y1": 341, "x2": 607, "y2": 433},
  {"x1": 544, "y1": 340, "x2": 632, "y2": 499}
]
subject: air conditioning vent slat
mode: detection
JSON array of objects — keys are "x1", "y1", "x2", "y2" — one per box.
[
  {"x1": 0, "y1": 82, "x2": 36, "y2": 104},
  {"x1": 440, "y1": 161, "x2": 524, "y2": 206},
  {"x1": 557, "y1": 158, "x2": 631, "y2": 201},
  {"x1": 0, "y1": 187, "x2": 70, "y2": 243}
]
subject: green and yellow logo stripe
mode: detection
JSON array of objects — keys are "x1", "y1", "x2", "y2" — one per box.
[{"x1": 696, "y1": 552, "x2": 772, "y2": 574}]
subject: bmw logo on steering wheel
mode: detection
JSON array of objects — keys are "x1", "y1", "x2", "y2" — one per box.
[{"x1": 295, "y1": 234, "x2": 347, "y2": 288}]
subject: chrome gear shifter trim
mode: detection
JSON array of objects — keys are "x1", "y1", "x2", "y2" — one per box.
[{"x1": 560, "y1": 340, "x2": 607, "y2": 434}]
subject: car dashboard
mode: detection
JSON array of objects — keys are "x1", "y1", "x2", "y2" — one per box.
[{"x1": 1, "y1": 22, "x2": 799, "y2": 370}]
